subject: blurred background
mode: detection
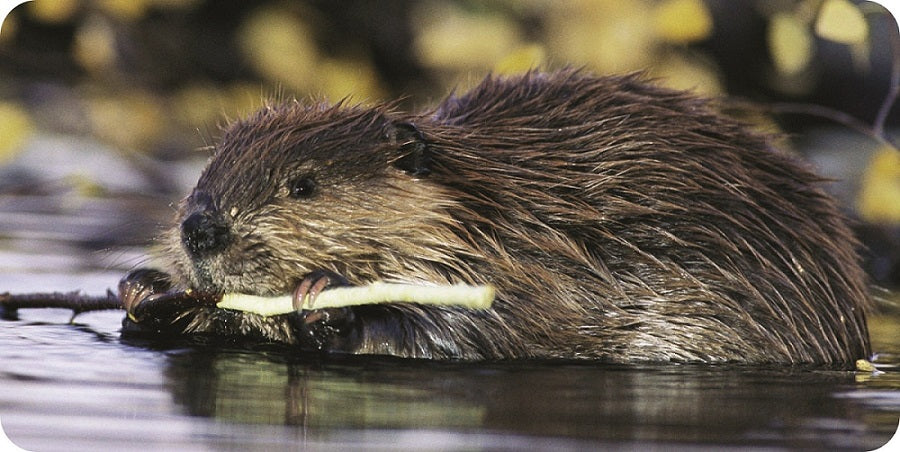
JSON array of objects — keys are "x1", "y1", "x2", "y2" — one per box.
[{"x1": 0, "y1": 0, "x2": 898, "y2": 291}]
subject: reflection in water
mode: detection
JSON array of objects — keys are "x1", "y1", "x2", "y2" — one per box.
[
  {"x1": 164, "y1": 349, "x2": 488, "y2": 430},
  {"x1": 0, "y1": 309, "x2": 897, "y2": 449},
  {"x1": 155, "y1": 344, "x2": 896, "y2": 449}
]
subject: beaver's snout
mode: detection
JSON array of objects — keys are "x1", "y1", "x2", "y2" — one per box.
[{"x1": 181, "y1": 203, "x2": 231, "y2": 258}]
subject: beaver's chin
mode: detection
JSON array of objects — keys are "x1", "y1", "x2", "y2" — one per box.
[
  {"x1": 170, "y1": 257, "x2": 292, "y2": 298},
  {"x1": 192, "y1": 271, "x2": 296, "y2": 298},
  {"x1": 165, "y1": 236, "x2": 309, "y2": 297}
]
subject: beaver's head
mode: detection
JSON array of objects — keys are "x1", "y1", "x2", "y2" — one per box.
[{"x1": 164, "y1": 102, "x2": 466, "y2": 295}]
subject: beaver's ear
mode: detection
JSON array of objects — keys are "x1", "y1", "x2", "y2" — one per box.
[{"x1": 387, "y1": 121, "x2": 431, "y2": 177}]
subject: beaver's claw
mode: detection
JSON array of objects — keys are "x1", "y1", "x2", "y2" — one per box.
[
  {"x1": 118, "y1": 268, "x2": 175, "y2": 323},
  {"x1": 289, "y1": 269, "x2": 357, "y2": 351},
  {"x1": 291, "y1": 269, "x2": 350, "y2": 310},
  {"x1": 118, "y1": 268, "x2": 218, "y2": 335}
]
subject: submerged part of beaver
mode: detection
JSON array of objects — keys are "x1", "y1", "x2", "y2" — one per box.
[{"x1": 132, "y1": 69, "x2": 871, "y2": 365}]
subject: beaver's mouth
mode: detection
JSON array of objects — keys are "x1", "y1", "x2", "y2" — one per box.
[
  {"x1": 176, "y1": 249, "x2": 296, "y2": 298},
  {"x1": 184, "y1": 261, "x2": 219, "y2": 293}
]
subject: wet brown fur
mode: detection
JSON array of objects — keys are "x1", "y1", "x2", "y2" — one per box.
[{"x1": 161, "y1": 69, "x2": 871, "y2": 364}]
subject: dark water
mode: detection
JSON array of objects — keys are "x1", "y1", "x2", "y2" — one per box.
[
  {"x1": 1, "y1": 305, "x2": 898, "y2": 451},
  {"x1": 1, "y1": 135, "x2": 899, "y2": 451}
]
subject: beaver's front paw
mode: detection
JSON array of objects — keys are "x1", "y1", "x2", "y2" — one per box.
[
  {"x1": 290, "y1": 306, "x2": 358, "y2": 351},
  {"x1": 118, "y1": 268, "x2": 175, "y2": 323},
  {"x1": 119, "y1": 268, "x2": 218, "y2": 335},
  {"x1": 288, "y1": 269, "x2": 358, "y2": 351}
]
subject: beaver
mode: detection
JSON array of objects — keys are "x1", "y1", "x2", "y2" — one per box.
[{"x1": 126, "y1": 69, "x2": 872, "y2": 365}]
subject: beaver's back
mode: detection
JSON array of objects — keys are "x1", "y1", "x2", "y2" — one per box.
[{"x1": 415, "y1": 70, "x2": 870, "y2": 363}]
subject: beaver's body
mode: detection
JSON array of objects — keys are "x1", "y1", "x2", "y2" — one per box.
[{"x1": 145, "y1": 70, "x2": 870, "y2": 364}]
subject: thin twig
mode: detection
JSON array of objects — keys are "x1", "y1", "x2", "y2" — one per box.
[
  {"x1": 768, "y1": 101, "x2": 890, "y2": 144},
  {"x1": 0, "y1": 290, "x2": 122, "y2": 320}
]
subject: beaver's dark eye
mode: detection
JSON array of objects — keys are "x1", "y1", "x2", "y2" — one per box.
[{"x1": 289, "y1": 176, "x2": 316, "y2": 199}]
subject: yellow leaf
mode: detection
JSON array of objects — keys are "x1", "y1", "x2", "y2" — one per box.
[
  {"x1": 87, "y1": 93, "x2": 164, "y2": 151},
  {"x1": 97, "y1": 0, "x2": 149, "y2": 21},
  {"x1": 545, "y1": 1, "x2": 655, "y2": 73},
  {"x1": 415, "y1": 7, "x2": 521, "y2": 71},
  {"x1": 317, "y1": 57, "x2": 384, "y2": 103},
  {"x1": 815, "y1": 0, "x2": 868, "y2": 44},
  {"x1": 29, "y1": 0, "x2": 79, "y2": 24},
  {"x1": 650, "y1": 53, "x2": 722, "y2": 95},
  {"x1": 494, "y1": 44, "x2": 546, "y2": 75},
  {"x1": 653, "y1": 0, "x2": 713, "y2": 43},
  {"x1": 73, "y1": 15, "x2": 117, "y2": 72},
  {"x1": 858, "y1": 146, "x2": 900, "y2": 223},
  {"x1": 0, "y1": 102, "x2": 33, "y2": 163},
  {"x1": 768, "y1": 12, "x2": 814, "y2": 75},
  {"x1": 237, "y1": 6, "x2": 319, "y2": 93}
]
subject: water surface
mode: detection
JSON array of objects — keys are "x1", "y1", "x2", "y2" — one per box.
[{"x1": 1, "y1": 307, "x2": 898, "y2": 450}]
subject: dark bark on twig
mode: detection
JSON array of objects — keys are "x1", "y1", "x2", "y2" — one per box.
[{"x1": 0, "y1": 291, "x2": 123, "y2": 320}]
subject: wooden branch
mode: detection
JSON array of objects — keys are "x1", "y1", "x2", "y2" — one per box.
[
  {"x1": 0, "y1": 290, "x2": 122, "y2": 320},
  {"x1": 218, "y1": 282, "x2": 496, "y2": 317},
  {"x1": 1, "y1": 282, "x2": 496, "y2": 323}
]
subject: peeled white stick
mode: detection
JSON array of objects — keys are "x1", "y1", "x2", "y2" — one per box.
[{"x1": 217, "y1": 282, "x2": 495, "y2": 317}]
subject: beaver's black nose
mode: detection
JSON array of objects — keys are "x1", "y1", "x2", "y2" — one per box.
[{"x1": 181, "y1": 209, "x2": 231, "y2": 258}]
